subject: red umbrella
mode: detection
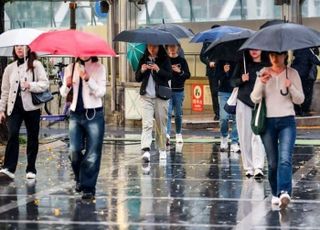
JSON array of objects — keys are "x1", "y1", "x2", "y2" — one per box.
[{"x1": 29, "y1": 29, "x2": 116, "y2": 57}]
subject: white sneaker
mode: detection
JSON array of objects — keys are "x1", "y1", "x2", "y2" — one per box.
[
  {"x1": 245, "y1": 170, "x2": 254, "y2": 178},
  {"x1": 271, "y1": 196, "x2": 280, "y2": 205},
  {"x1": 254, "y1": 168, "x2": 264, "y2": 179},
  {"x1": 142, "y1": 151, "x2": 150, "y2": 162},
  {"x1": 175, "y1": 133, "x2": 183, "y2": 143},
  {"x1": 0, "y1": 168, "x2": 15, "y2": 179},
  {"x1": 175, "y1": 143, "x2": 183, "y2": 153},
  {"x1": 279, "y1": 193, "x2": 291, "y2": 209},
  {"x1": 220, "y1": 136, "x2": 228, "y2": 151},
  {"x1": 230, "y1": 143, "x2": 241, "y2": 153},
  {"x1": 166, "y1": 134, "x2": 170, "y2": 146},
  {"x1": 159, "y1": 150, "x2": 167, "y2": 160},
  {"x1": 26, "y1": 172, "x2": 36, "y2": 179}
]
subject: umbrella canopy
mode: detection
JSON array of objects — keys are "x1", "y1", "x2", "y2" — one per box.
[
  {"x1": 0, "y1": 28, "x2": 43, "y2": 48},
  {"x1": 127, "y1": 43, "x2": 146, "y2": 71},
  {"x1": 29, "y1": 30, "x2": 116, "y2": 57},
  {"x1": 152, "y1": 23, "x2": 194, "y2": 39},
  {"x1": 240, "y1": 23, "x2": 320, "y2": 52},
  {"x1": 259, "y1": 19, "x2": 285, "y2": 29},
  {"x1": 113, "y1": 27, "x2": 179, "y2": 45},
  {"x1": 204, "y1": 28, "x2": 255, "y2": 61},
  {"x1": 190, "y1": 25, "x2": 252, "y2": 43}
]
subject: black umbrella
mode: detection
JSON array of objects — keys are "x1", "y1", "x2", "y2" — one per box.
[
  {"x1": 240, "y1": 23, "x2": 320, "y2": 52},
  {"x1": 113, "y1": 27, "x2": 179, "y2": 45},
  {"x1": 153, "y1": 23, "x2": 194, "y2": 39},
  {"x1": 259, "y1": 19, "x2": 285, "y2": 29},
  {"x1": 204, "y1": 28, "x2": 255, "y2": 61}
]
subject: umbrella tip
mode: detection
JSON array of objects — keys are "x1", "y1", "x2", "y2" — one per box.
[{"x1": 162, "y1": 18, "x2": 165, "y2": 24}]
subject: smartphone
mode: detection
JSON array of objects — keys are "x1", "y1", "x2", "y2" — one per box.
[
  {"x1": 176, "y1": 64, "x2": 181, "y2": 68},
  {"x1": 146, "y1": 61, "x2": 154, "y2": 66}
]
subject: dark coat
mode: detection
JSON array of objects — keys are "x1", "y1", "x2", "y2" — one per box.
[{"x1": 291, "y1": 48, "x2": 320, "y2": 80}]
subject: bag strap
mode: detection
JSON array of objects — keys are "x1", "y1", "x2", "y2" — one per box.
[{"x1": 71, "y1": 62, "x2": 76, "y2": 81}]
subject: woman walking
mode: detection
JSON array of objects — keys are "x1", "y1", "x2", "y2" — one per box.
[
  {"x1": 0, "y1": 45, "x2": 49, "y2": 180},
  {"x1": 60, "y1": 56, "x2": 106, "y2": 200},
  {"x1": 251, "y1": 51, "x2": 304, "y2": 209},
  {"x1": 231, "y1": 50, "x2": 267, "y2": 179},
  {"x1": 166, "y1": 44, "x2": 190, "y2": 144},
  {"x1": 136, "y1": 44, "x2": 172, "y2": 162}
]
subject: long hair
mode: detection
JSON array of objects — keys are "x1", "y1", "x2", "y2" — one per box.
[
  {"x1": 243, "y1": 50, "x2": 271, "y2": 67},
  {"x1": 141, "y1": 45, "x2": 168, "y2": 63},
  {"x1": 12, "y1": 46, "x2": 37, "y2": 72}
]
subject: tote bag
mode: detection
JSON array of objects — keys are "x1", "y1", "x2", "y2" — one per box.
[
  {"x1": 251, "y1": 98, "x2": 266, "y2": 135},
  {"x1": 224, "y1": 87, "x2": 238, "y2": 114}
]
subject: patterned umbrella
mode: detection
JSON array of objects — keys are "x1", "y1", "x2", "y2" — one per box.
[{"x1": 127, "y1": 43, "x2": 146, "y2": 71}]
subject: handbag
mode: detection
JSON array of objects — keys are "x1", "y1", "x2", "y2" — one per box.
[
  {"x1": 156, "y1": 85, "x2": 172, "y2": 100},
  {"x1": 251, "y1": 98, "x2": 266, "y2": 135},
  {"x1": 31, "y1": 69, "x2": 53, "y2": 105},
  {"x1": 224, "y1": 87, "x2": 238, "y2": 114}
]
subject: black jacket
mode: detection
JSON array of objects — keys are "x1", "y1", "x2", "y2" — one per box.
[
  {"x1": 170, "y1": 56, "x2": 190, "y2": 92},
  {"x1": 135, "y1": 56, "x2": 172, "y2": 97},
  {"x1": 214, "y1": 61, "x2": 236, "y2": 93},
  {"x1": 200, "y1": 42, "x2": 216, "y2": 77},
  {"x1": 231, "y1": 61, "x2": 265, "y2": 108},
  {"x1": 291, "y1": 48, "x2": 320, "y2": 80}
]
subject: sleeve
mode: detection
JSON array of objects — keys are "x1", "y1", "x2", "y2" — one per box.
[
  {"x1": 200, "y1": 42, "x2": 210, "y2": 66},
  {"x1": 135, "y1": 57, "x2": 149, "y2": 82},
  {"x1": 179, "y1": 58, "x2": 191, "y2": 81},
  {"x1": 86, "y1": 64, "x2": 106, "y2": 98},
  {"x1": 28, "y1": 61, "x2": 50, "y2": 93},
  {"x1": 250, "y1": 76, "x2": 265, "y2": 104},
  {"x1": 0, "y1": 66, "x2": 10, "y2": 112},
  {"x1": 309, "y1": 49, "x2": 320, "y2": 66},
  {"x1": 60, "y1": 63, "x2": 73, "y2": 98},
  {"x1": 288, "y1": 69, "x2": 305, "y2": 105},
  {"x1": 230, "y1": 63, "x2": 243, "y2": 87}
]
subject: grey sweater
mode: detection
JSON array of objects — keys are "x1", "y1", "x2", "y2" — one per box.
[{"x1": 250, "y1": 67, "x2": 305, "y2": 118}]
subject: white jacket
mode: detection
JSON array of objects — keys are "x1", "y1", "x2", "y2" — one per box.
[
  {"x1": 0, "y1": 60, "x2": 49, "y2": 115},
  {"x1": 60, "y1": 60, "x2": 106, "y2": 111}
]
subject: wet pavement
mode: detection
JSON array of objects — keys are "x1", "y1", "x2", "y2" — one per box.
[{"x1": 0, "y1": 127, "x2": 320, "y2": 229}]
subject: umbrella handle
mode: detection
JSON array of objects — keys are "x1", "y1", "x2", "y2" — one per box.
[{"x1": 280, "y1": 88, "x2": 289, "y2": 96}]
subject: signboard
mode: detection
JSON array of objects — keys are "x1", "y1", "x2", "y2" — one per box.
[{"x1": 192, "y1": 84, "x2": 204, "y2": 112}]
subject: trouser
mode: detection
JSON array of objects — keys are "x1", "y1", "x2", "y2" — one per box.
[
  {"x1": 236, "y1": 100, "x2": 265, "y2": 171},
  {"x1": 140, "y1": 96, "x2": 168, "y2": 152},
  {"x1": 69, "y1": 109, "x2": 105, "y2": 194},
  {"x1": 260, "y1": 116, "x2": 296, "y2": 196},
  {"x1": 3, "y1": 96, "x2": 40, "y2": 174},
  {"x1": 167, "y1": 91, "x2": 184, "y2": 136},
  {"x1": 208, "y1": 75, "x2": 219, "y2": 117}
]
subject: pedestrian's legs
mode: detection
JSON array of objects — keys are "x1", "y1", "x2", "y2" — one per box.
[
  {"x1": 173, "y1": 91, "x2": 184, "y2": 134},
  {"x1": 24, "y1": 109, "x2": 41, "y2": 174},
  {"x1": 80, "y1": 110, "x2": 105, "y2": 194},
  {"x1": 166, "y1": 97, "x2": 173, "y2": 136},
  {"x1": 301, "y1": 79, "x2": 315, "y2": 113},
  {"x1": 140, "y1": 97, "x2": 155, "y2": 151},
  {"x1": 3, "y1": 111, "x2": 24, "y2": 173},
  {"x1": 218, "y1": 92, "x2": 230, "y2": 138},
  {"x1": 252, "y1": 134, "x2": 265, "y2": 170},
  {"x1": 154, "y1": 98, "x2": 169, "y2": 151},
  {"x1": 208, "y1": 76, "x2": 219, "y2": 118},
  {"x1": 261, "y1": 118, "x2": 278, "y2": 196},
  {"x1": 277, "y1": 116, "x2": 296, "y2": 196},
  {"x1": 69, "y1": 113, "x2": 85, "y2": 183},
  {"x1": 236, "y1": 100, "x2": 253, "y2": 171},
  {"x1": 229, "y1": 113, "x2": 238, "y2": 144}
]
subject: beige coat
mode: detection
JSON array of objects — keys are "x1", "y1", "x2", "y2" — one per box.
[
  {"x1": 60, "y1": 61, "x2": 106, "y2": 111},
  {"x1": 0, "y1": 60, "x2": 49, "y2": 115}
]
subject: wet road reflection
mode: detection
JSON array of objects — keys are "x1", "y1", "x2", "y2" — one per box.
[{"x1": 0, "y1": 139, "x2": 319, "y2": 229}]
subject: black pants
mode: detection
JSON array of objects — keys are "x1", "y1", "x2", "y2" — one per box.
[
  {"x1": 3, "y1": 96, "x2": 40, "y2": 174},
  {"x1": 295, "y1": 79, "x2": 315, "y2": 114},
  {"x1": 208, "y1": 75, "x2": 219, "y2": 117}
]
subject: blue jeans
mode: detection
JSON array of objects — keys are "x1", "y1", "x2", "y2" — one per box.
[
  {"x1": 167, "y1": 91, "x2": 184, "y2": 135},
  {"x1": 260, "y1": 116, "x2": 296, "y2": 197},
  {"x1": 69, "y1": 110, "x2": 105, "y2": 194},
  {"x1": 218, "y1": 92, "x2": 238, "y2": 143}
]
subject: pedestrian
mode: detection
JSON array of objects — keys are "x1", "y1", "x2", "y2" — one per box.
[
  {"x1": 60, "y1": 56, "x2": 106, "y2": 200},
  {"x1": 291, "y1": 47, "x2": 320, "y2": 116},
  {"x1": 165, "y1": 44, "x2": 190, "y2": 144},
  {"x1": 200, "y1": 25, "x2": 221, "y2": 121},
  {"x1": 0, "y1": 45, "x2": 49, "y2": 180},
  {"x1": 136, "y1": 44, "x2": 172, "y2": 162},
  {"x1": 251, "y1": 51, "x2": 304, "y2": 209},
  {"x1": 215, "y1": 60, "x2": 240, "y2": 153},
  {"x1": 231, "y1": 50, "x2": 268, "y2": 179}
]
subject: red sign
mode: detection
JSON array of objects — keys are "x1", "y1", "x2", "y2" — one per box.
[{"x1": 192, "y1": 84, "x2": 204, "y2": 112}]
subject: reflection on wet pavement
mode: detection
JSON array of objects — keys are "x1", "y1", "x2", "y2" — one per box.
[{"x1": 0, "y1": 136, "x2": 320, "y2": 229}]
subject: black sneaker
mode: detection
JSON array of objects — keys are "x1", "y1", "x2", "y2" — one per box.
[
  {"x1": 214, "y1": 115, "x2": 220, "y2": 121},
  {"x1": 82, "y1": 192, "x2": 95, "y2": 200},
  {"x1": 75, "y1": 183, "x2": 82, "y2": 193}
]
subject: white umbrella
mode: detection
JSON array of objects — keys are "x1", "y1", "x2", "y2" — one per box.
[
  {"x1": 0, "y1": 28, "x2": 44, "y2": 47},
  {"x1": 0, "y1": 28, "x2": 44, "y2": 56}
]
